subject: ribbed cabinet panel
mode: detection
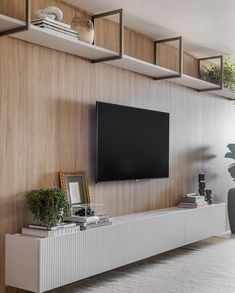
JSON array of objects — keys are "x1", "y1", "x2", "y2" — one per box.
[
  {"x1": 5, "y1": 204, "x2": 226, "y2": 293},
  {"x1": 40, "y1": 223, "x2": 129, "y2": 292}
]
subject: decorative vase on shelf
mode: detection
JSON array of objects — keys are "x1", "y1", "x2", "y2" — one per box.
[
  {"x1": 225, "y1": 143, "x2": 235, "y2": 233},
  {"x1": 71, "y1": 16, "x2": 95, "y2": 44}
]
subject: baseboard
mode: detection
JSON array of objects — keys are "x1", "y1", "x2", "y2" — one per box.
[{"x1": 216, "y1": 230, "x2": 231, "y2": 238}]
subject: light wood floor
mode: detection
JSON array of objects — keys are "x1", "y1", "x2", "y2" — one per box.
[{"x1": 52, "y1": 236, "x2": 235, "y2": 293}]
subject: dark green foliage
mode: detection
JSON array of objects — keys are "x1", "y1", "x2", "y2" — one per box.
[
  {"x1": 225, "y1": 144, "x2": 235, "y2": 181},
  {"x1": 202, "y1": 57, "x2": 235, "y2": 94},
  {"x1": 26, "y1": 188, "x2": 70, "y2": 228},
  {"x1": 225, "y1": 144, "x2": 235, "y2": 160}
]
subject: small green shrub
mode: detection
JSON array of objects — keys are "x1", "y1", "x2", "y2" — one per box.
[
  {"x1": 202, "y1": 57, "x2": 235, "y2": 94},
  {"x1": 26, "y1": 188, "x2": 70, "y2": 228}
]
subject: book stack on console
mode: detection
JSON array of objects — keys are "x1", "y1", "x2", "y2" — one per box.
[
  {"x1": 64, "y1": 214, "x2": 112, "y2": 230},
  {"x1": 21, "y1": 222, "x2": 80, "y2": 238},
  {"x1": 31, "y1": 17, "x2": 78, "y2": 38},
  {"x1": 178, "y1": 193, "x2": 207, "y2": 209}
]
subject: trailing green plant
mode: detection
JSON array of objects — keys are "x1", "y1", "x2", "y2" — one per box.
[
  {"x1": 26, "y1": 188, "x2": 70, "y2": 228},
  {"x1": 225, "y1": 144, "x2": 235, "y2": 181},
  {"x1": 202, "y1": 57, "x2": 235, "y2": 94}
]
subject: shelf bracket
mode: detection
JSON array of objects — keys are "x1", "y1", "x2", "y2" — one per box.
[
  {"x1": 0, "y1": 0, "x2": 31, "y2": 37},
  {"x1": 197, "y1": 55, "x2": 223, "y2": 92},
  {"x1": 153, "y1": 36, "x2": 183, "y2": 80},
  {"x1": 91, "y1": 9, "x2": 123, "y2": 63}
]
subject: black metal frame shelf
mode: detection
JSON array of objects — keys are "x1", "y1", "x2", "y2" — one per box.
[
  {"x1": 197, "y1": 55, "x2": 223, "y2": 92},
  {"x1": 154, "y1": 36, "x2": 183, "y2": 80},
  {"x1": 0, "y1": 0, "x2": 31, "y2": 37},
  {"x1": 91, "y1": 9, "x2": 123, "y2": 63},
  {"x1": 0, "y1": 2, "x2": 233, "y2": 100}
]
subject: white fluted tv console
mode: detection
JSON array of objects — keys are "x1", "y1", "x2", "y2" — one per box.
[{"x1": 5, "y1": 203, "x2": 225, "y2": 293}]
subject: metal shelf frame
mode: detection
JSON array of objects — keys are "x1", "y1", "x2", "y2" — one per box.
[
  {"x1": 0, "y1": 0, "x2": 31, "y2": 37},
  {"x1": 91, "y1": 9, "x2": 124, "y2": 63},
  {"x1": 153, "y1": 36, "x2": 183, "y2": 80},
  {"x1": 197, "y1": 55, "x2": 224, "y2": 92}
]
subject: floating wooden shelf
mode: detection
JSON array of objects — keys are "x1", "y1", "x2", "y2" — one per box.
[
  {"x1": 105, "y1": 55, "x2": 178, "y2": 78},
  {"x1": 170, "y1": 74, "x2": 221, "y2": 91},
  {"x1": 0, "y1": 14, "x2": 24, "y2": 33},
  {"x1": 211, "y1": 88, "x2": 235, "y2": 100},
  {"x1": 0, "y1": 14, "x2": 234, "y2": 100},
  {"x1": 13, "y1": 23, "x2": 119, "y2": 61}
]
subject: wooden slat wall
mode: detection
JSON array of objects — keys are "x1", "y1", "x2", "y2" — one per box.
[{"x1": 0, "y1": 1, "x2": 235, "y2": 292}]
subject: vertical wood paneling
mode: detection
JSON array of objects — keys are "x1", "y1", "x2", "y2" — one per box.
[{"x1": 0, "y1": 1, "x2": 235, "y2": 292}]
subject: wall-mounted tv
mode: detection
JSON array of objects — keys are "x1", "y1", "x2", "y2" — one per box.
[{"x1": 96, "y1": 102, "x2": 169, "y2": 182}]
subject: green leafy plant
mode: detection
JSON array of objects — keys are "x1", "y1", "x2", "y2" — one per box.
[
  {"x1": 202, "y1": 57, "x2": 235, "y2": 94},
  {"x1": 225, "y1": 144, "x2": 235, "y2": 181},
  {"x1": 26, "y1": 188, "x2": 70, "y2": 228}
]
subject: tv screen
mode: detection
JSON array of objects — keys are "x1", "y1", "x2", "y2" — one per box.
[{"x1": 96, "y1": 102, "x2": 169, "y2": 182}]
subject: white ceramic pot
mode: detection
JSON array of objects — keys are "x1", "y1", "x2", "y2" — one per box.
[{"x1": 77, "y1": 27, "x2": 95, "y2": 44}]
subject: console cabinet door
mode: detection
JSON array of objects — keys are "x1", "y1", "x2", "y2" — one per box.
[
  {"x1": 128, "y1": 212, "x2": 185, "y2": 263},
  {"x1": 185, "y1": 207, "x2": 215, "y2": 244}
]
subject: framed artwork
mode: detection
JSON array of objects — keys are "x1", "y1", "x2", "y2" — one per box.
[{"x1": 59, "y1": 171, "x2": 90, "y2": 205}]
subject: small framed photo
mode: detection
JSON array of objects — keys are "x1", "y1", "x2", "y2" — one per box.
[{"x1": 59, "y1": 171, "x2": 90, "y2": 205}]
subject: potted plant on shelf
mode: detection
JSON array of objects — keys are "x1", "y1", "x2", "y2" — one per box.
[
  {"x1": 225, "y1": 144, "x2": 235, "y2": 233},
  {"x1": 26, "y1": 188, "x2": 70, "y2": 229},
  {"x1": 202, "y1": 57, "x2": 235, "y2": 95}
]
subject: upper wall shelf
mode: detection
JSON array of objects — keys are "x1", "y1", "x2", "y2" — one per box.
[
  {"x1": 0, "y1": 13, "x2": 234, "y2": 101},
  {"x1": 105, "y1": 55, "x2": 179, "y2": 79},
  {"x1": 0, "y1": 14, "x2": 24, "y2": 33}
]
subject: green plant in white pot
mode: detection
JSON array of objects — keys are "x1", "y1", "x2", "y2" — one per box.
[{"x1": 26, "y1": 188, "x2": 70, "y2": 229}]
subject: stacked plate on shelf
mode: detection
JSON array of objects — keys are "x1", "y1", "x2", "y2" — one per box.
[{"x1": 31, "y1": 17, "x2": 78, "y2": 38}]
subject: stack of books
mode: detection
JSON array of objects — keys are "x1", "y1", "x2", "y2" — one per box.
[
  {"x1": 22, "y1": 222, "x2": 80, "y2": 238},
  {"x1": 178, "y1": 193, "x2": 206, "y2": 209},
  {"x1": 64, "y1": 214, "x2": 112, "y2": 230},
  {"x1": 31, "y1": 17, "x2": 78, "y2": 38}
]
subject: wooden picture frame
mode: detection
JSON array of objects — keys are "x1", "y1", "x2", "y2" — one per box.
[{"x1": 59, "y1": 171, "x2": 90, "y2": 205}]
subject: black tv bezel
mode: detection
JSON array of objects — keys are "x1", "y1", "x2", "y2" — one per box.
[{"x1": 95, "y1": 101, "x2": 170, "y2": 183}]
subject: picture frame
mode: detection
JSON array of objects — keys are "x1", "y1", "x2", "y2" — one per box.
[{"x1": 59, "y1": 171, "x2": 90, "y2": 205}]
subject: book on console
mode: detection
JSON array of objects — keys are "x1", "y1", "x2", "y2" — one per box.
[
  {"x1": 80, "y1": 219, "x2": 112, "y2": 230},
  {"x1": 178, "y1": 202, "x2": 206, "y2": 208},
  {"x1": 180, "y1": 196, "x2": 205, "y2": 204},
  {"x1": 22, "y1": 225, "x2": 80, "y2": 238},
  {"x1": 64, "y1": 215, "x2": 100, "y2": 224},
  {"x1": 28, "y1": 222, "x2": 76, "y2": 230}
]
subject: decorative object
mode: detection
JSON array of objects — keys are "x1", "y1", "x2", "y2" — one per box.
[
  {"x1": 198, "y1": 173, "x2": 206, "y2": 196},
  {"x1": 59, "y1": 171, "x2": 90, "y2": 205},
  {"x1": 205, "y1": 189, "x2": 213, "y2": 205},
  {"x1": 71, "y1": 15, "x2": 95, "y2": 44},
  {"x1": 202, "y1": 57, "x2": 235, "y2": 94},
  {"x1": 31, "y1": 18, "x2": 77, "y2": 38},
  {"x1": 26, "y1": 188, "x2": 70, "y2": 229},
  {"x1": 225, "y1": 143, "x2": 235, "y2": 233},
  {"x1": 35, "y1": 6, "x2": 63, "y2": 21}
]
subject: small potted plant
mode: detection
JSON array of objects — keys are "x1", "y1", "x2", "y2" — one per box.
[
  {"x1": 202, "y1": 57, "x2": 235, "y2": 95},
  {"x1": 225, "y1": 144, "x2": 235, "y2": 233},
  {"x1": 26, "y1": 188, "x2": 70, "y2": 229}
]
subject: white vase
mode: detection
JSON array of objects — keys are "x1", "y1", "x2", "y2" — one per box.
[{"x1": 76, "y1": 27, "x2": 95, "y2": 44}]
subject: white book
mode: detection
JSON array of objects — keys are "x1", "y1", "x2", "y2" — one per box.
[
  {"x1": 32, "y1": 17, "x2": 71, "y2": 29},
  {"x1": 35, "y1": 25, "x2": 78, "y2": 38},
  {"x1": 28, "y1": 222, "x2": 76, "y2": 231},
  {"x1": 22, "y1": 226, "x2": 80, "y2": 238},
  {"x1": 64, "y1": 215, "x2": 99, "y2": 223},
  {"x1": 32, "y1": 21, "x2": 77, "y2": 34}
]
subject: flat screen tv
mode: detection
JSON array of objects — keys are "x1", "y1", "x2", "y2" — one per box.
[{"x1": 96, "y1": 102, "x2": 169, "y2": 182}]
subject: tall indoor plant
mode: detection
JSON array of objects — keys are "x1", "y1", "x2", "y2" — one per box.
[
  {"x1": 225, "y1": 144, "x2": 235, "y2": 233},
  {"x1": 26, "y1": 188, "x2": 70, "y2": 229}
]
